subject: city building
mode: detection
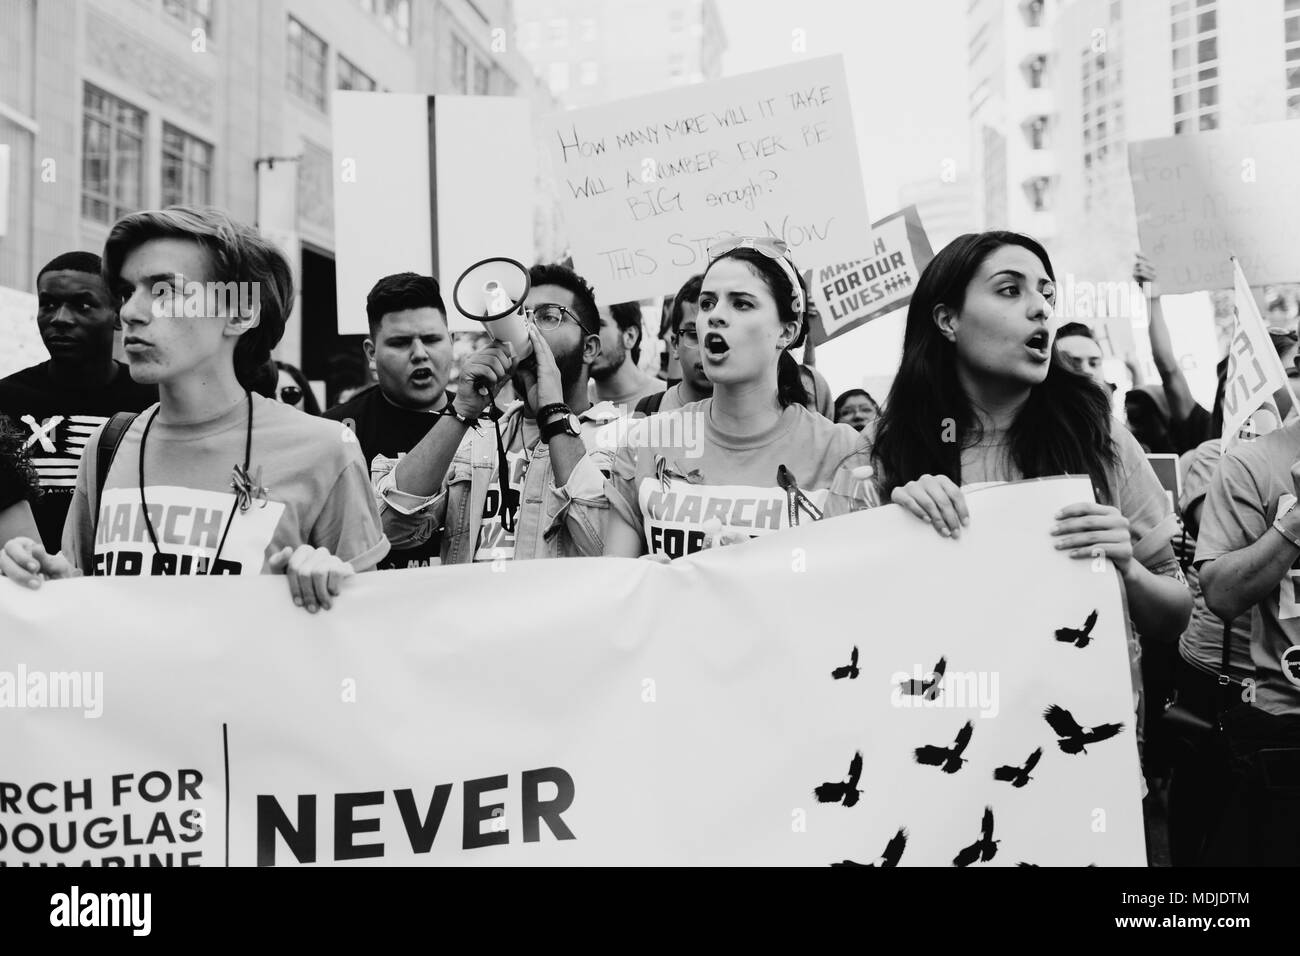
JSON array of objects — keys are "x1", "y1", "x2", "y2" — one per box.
[
  {"x1": 0, "y1": 0, "x2": 556, "y2": 384},
  {"x1": 511, "y1": 0, "x2": 726, "y2": 108},
  {"x1": 896, "y1": 174, "x2": 978, "y2": 254}
]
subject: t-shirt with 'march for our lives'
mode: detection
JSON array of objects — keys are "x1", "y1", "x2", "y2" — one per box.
[
  {"x1": 63, "y1": 393, "x2": 389, "y2": 576},
  {"x1": 605, "y1": 399, "x2": 861, "y2": 559}
]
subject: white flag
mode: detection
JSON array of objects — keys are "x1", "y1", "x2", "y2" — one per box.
[{"x1": 1221, "y1": 257, "x2": 1294, "y2": 444}]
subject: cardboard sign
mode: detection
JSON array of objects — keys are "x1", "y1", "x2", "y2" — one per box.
[
  {"x1": 808, "y1": 206, "x2": 934, "y2": 345},
  {"x1": 541, "y1": 55, "x2": 872, "y2": 303},
  {"x1": 1128, "y1": 120, "x2": 1300, "y2": 294},
  {"x1": 332, "y1": 92, "x2": 534, "y2": 334}
]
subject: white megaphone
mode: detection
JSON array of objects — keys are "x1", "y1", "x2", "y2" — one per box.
[{"x1": 452, "y1": 256, "x2": 533, "y2": 362}]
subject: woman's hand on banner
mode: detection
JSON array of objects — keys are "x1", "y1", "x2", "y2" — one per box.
[
  {"x1": 1051, "y1": 503, "x2": 1133, "y2": 577},
  {"x1": 269, "y1": 544, "x2": 355, "y2": 613},
  {"x1": 891, "y1": 475, "x2": 968, "y2": 539},
  {"x1": 0, "y1": 537, "x2": 79, "y2": 588}
]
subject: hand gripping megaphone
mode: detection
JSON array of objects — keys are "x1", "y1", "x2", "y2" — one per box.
[{"x1": 452, "y1": 257, "x2": 533, "y2": 362}]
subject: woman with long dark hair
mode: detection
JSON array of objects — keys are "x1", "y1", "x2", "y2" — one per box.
[
  {"x1": 604, "y1": 238, "x2": 860, "y2": 560},
  {"x1": 828, "y1": 231, "x2": 1190, "y2": 644}
]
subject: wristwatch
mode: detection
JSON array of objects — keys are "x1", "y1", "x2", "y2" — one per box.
[
  {"x1": 540, "y1": 411, "x2": 582, "y2": 442},
  {"x1": 439, "y1": 403, "x2": 478, "y2": 427},
  {"x1": 1275, "y1": 503, "x2": 1300, "y2": 549}
]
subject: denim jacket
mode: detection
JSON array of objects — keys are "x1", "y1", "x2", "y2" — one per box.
[{"x1": 370, "y1": 400, "x2": 622, "y2": 563}]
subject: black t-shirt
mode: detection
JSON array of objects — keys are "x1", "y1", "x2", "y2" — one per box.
[
  {"x1": 0, "y1": 415, "x2": 39, "y2": 512},
  {"x1": 323, "y1": 385, "x2": 453, "y2": 570},
  {"x1": 0, "y1": 361, "x2": 157, "y2": 551}
]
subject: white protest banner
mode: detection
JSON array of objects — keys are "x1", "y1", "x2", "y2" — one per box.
[
  {"x1": 542, "y1": 55, "x2": 872, "y2": 304},
  {"x1": 808, "y1": 206, "x2": 934, "y2": 345},
  {"x1": 1222, "y1": 257, "x2": 1295, "y2": 443},
  {"x1": 0, "y1": 478, "x2": 1142, "y2": 867},
  {"x1": 332, "y1": 92, "x2": 534, "y2": 334},
  {"x1": 0, "y1": 285, "x2": 43, "y2": 380},
  {"x1": 1128, "y1": 120, "x2": 1300, "y2": 295}
]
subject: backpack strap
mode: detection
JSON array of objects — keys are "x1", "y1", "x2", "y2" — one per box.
[
  {"x1": 89, "y1": 411, "x2": 140, "y2": 545},
  {"x1": 635, "y1": 390, "x2": 667, "y2": 416}
]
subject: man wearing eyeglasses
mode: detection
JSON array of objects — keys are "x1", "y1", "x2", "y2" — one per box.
[{"x1": 370, "y1": 263, "x2": 621, "y2": 564}]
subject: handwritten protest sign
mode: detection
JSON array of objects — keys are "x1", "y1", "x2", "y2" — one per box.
[
  {"x1": 0, "y1": 479, "x2": 1143, "y2": 866},
  {"x1": 808, "y1": 206, "x2": 933, "y2": 345},
  {"x1": 1128, "y1": 120, "x2": 1300, "y2": 295},
  {"x1": 541, "y1": 55, "x2": 872, "y2": 304}
]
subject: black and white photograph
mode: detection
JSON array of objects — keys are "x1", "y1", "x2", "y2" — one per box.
[{"x1": 0, "y1": 0, "x2": 1291, "y2": 930}]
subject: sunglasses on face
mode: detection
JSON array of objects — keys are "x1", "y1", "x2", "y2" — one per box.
[
  {"x1": 705, "y1": 236, "x2": 806, "y2": 314},
  {"x1": 279, "y1": 385, "x2": 303, "y2": 406},
  {"x1": 524, "y1": 304, "x2": 594, "y2": 334}
]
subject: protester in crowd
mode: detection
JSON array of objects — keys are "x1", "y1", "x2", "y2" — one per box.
[
  {"x1": 833, "y1": 388, "x2": 880, "y2": 433},
  {"x1": 1188, "y1": 341, "x2": 1300, "y2": 864},
  {"x1": 0, "y1": 251, "x2": 157, "y2": 553},
  {"x1": 827, "y1": 232, "x2": 1191, "y2": 745},
  {"x1": 1129, "y1": 255, "x2": 1300, "y2": 452},
  {"x1": 0, "y1": 415, "x2": 41, "y2": 544},
  {"x1": 1163, "y1": 432, "x2": 1254, "y2": 865},
  {"x1": 1053, "y1": 322, "x2": 1108, "y2": 389},
  {"x1": 589, "y1": 300, "x2": 666, "y2": 414},
  {"x1": 326, "y1": 349, "x2": 372, "y2": 407},
  {"x1": 323, "y1": 273, "x2": 459, "y2": 569},
  {"x1": 276, "y1": 361, "x2": 320, "y2": 415},
  {"x1": 0, "y1": 207, "x2": 387, "y2": 611},
  {"x1": 604, "y1": 238, "x2": 860, "y2": 561},
  {"x1": 1125, "y1": 385, "x2": 1178, "y2": 454},
  {"x1": 633, "y1": 274, "x2": 711, "y2": 417},
  {"x1": 372, "y1": 263, "x2": 620, "y2": 564},
  {"x1": 795, "y1": 325, "x2": 835, "y2": 420}
]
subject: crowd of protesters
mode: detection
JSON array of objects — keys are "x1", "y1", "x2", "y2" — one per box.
[{"x1": 2, "y1": 203, "x2": 1298, "y2": 865}]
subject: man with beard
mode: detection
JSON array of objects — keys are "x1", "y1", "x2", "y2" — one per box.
[
  {"x1": 588, "y1": 300, "x2": 665, "y2": 415},
  {"x1": 370, "y1": 263, "x2": 621, "y2": 563},
  {"x1": 324, "y1": 273, "x2": 457, "y2": 568}
]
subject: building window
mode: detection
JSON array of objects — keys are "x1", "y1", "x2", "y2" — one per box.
[
  {"x1": 1026, "y1": 176, "x2": 1050, "y2": 211},
  {"x1": 1027, "y1": 116, "x2": 1047, "y2": 149},
  {"x1": 521, "y1": 21, "x2": 540, "y2": 49},
  {"x1": 161, "y1": 123, "x2": 212, "y2": 207},
  {"x1": 358, "y1": 0, "x2": 411, "y2": 45},
  {"x1": 287, "y1": 17, "x2": 328, "y2": 111},
  {"x1": 579, "y1": 61, "x2": 598, "y2": 86},
  {"x1": 473, "y1": 59, "x2": 490, "y2": 95},
  {"x1": 450, "y1": 38, "x2": 468, "y2": 92},
  {"x1": 548, "y1": 18, "x2": 568, "y2": 46},
  {"x1": 1288, "y1": 2, "x2": 1300, "y2": 116},
  {"x1": 578, "y1": 17, "x2": 598, "y2": 42},
  {"x1": 1171, "y1": 0, "x2": 1217, "y2": 133},
  {"x1": 82, "y1": 85, "x2": 145, "y2": 225},
  {"x1": 547, "y1": 62, "x2": 569, "y2": 94},
  {"x1": 162, "y1": 0, "x2": 212, "y2": 35},
  {"x1": 337, "y1": 55, "x2": 376, "y2": 92},
  {"x1": 1027, "y1": 54, "x2": 1046, "y2": 88}
]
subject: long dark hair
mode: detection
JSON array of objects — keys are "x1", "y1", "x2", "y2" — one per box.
[
  {"x1": 702, "y1": 248, "x2": 809, "y2": 408},
  {"x1": 871, "y1": 231, "x2": 1117, "y2": 501}
]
